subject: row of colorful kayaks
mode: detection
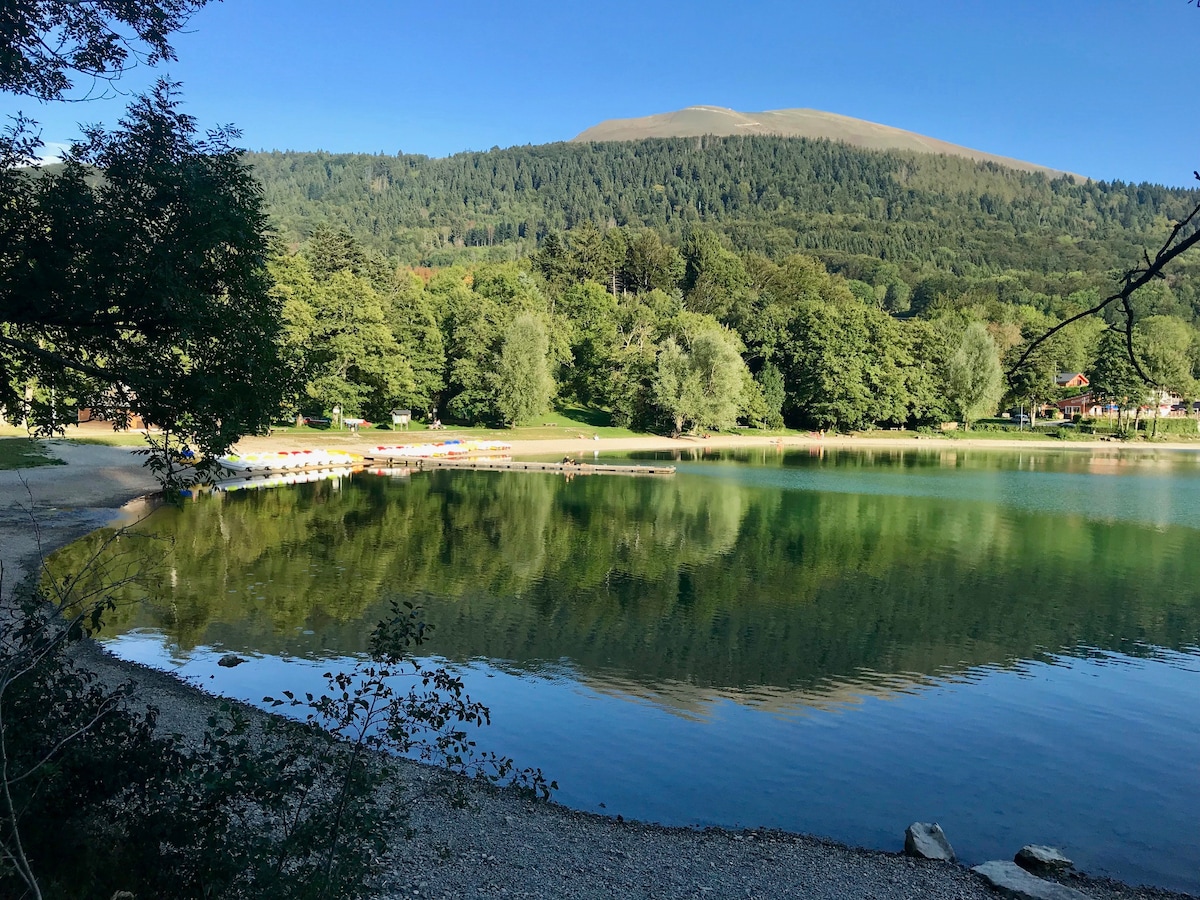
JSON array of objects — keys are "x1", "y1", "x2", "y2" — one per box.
[
  {"x1": 367, "y1": 439, "x2": 512, "y2": 459},
  {"x1": 217, "y1": 449, "x2": 363, "y2": 472},
  {"x1": 218, "y1": 440, "x2": 513, "y2": 472},
  {"x1": 213, "y1": 440, "x2": 515, "y2": 487}
]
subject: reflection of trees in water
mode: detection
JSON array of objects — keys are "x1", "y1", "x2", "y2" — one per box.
[
  {"x1": 49, "y1": 466, "x2": 1200, "y2": 695},
  {"x1": 49, "y1": 471, "x2": 747, "y2": 644}
]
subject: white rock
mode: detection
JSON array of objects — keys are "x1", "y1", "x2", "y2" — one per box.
[
  {"x1": 973, "y1": 860, "x2": 1090, "y2": 900},
  {"x1": 903, "y1": 822, "x2": 956, "y2": 862},
  {"x1": 1015, "y1": 845, "x2": 1074, "y2": 873}
]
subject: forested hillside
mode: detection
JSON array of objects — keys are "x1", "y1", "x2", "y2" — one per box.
[
  {"x1": 273, "y1": 220, "x2": 1198, "y2": 437},
  {"x1": 247, "y1": 136, "x2": 1199, "y2": 278},
  {"x1": 255, "y1": 135, "x2": 1200, "y2": 435}
]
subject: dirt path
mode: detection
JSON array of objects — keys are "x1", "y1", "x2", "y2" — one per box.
[
  {"x1": 232, "y1": 430, "x2": 1200, "y2": 457},
  {"x1": 0, "y1": 441, "x2": 160, "y2": 587}
]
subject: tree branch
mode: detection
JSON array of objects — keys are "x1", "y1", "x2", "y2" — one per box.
[
  {"x1": 9, "y1": 696, "x2": 123, "y2": 785},
  {"x1": 1010, "y1": 174, "x2": 1200, "y2": 383},
  {"x1": 0, "y1": 334, "x2": 112, "y2": 381}
]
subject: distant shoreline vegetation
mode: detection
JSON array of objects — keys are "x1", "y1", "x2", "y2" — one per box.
[{"x1": 269, "y1": 201, "x2": 1197, "y2": 437}]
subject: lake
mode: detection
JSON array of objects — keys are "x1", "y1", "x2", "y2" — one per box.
[{"x1": 54, "y1": 445, "x2": 1200, "y2": 893}]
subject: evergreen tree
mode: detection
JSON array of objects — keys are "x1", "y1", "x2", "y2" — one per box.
[
  {"x1": 625, "y1": 230, "x2": 684, "y2": 294},
  {"x1": 306, "y1": 225, "x2": 370, "y2": 281},
  {"x1": 681, "y1": 229, "x2": 751, "y2": 321},
  {"x1": 1091, "y1": 328, "x2": 1145, "y2": 431}
]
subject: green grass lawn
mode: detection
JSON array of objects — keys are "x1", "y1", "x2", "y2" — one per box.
[
  {"x1": 0, "y1": 438, "x2": 64, "y2": 470},
  {"x1": 0, "y1": 424, "x2": 150, "y2": 448},
  {"x1": 60, "y1": 434, "x2": 151, "y2": 447},
  {"x1": 270, "y1": 406, "x2": 657, "y2": 442},
  {"x1": 268, "y1": 408, "x2": 652, "y2": 441}
]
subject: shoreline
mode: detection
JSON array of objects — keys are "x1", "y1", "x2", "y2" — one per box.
[
  {"x1": 1, "y1": 438, "x2": 1195, "y2": 899},
  {"x1": 228, "y1": 429, "x2": 1200, "y2": 458}
]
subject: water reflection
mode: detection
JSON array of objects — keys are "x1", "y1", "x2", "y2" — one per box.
[
  {"x1": 50, "y1": 447, "x2": 1200, "y2": 891},
  {"x1": 53, "y1": 448, "x2": 1200, "y2": 702}
]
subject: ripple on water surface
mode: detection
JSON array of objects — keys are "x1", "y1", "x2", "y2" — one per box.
[{"x1": 54, "y1": 446, "x2": 1200, "y2": 894}]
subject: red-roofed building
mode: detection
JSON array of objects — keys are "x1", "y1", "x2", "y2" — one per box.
[
  {"x1": 1053, "y1": 392, "x2": 1109, "y2": 418},
  {"x1": 1055, "y1": 372, "x2": 1090, "y2": 389}
]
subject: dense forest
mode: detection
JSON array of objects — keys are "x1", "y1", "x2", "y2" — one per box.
[
  {"x1": 273, "y1": 219, "x2": 1195, "y2": 434},
  {"x1": 247, "y1": 136, "x2": 1200, "y2": 282},
  {"x1": 241, "y1": 135, "x2": 1200, "y2": 433}
]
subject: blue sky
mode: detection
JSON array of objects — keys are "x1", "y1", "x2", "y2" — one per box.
[{"x1": 4, "y1": 0, "x2": 1198, "y2": 186}]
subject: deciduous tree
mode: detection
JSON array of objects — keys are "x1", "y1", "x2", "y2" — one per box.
[
  {"x1": 0, "y1": 0, "x2": 211, "y2": 100},
  {"x1": 1091, "y1": 328, "x2": 1145, "y2": 431},
  {"x1": 0, "y1": 83, "x2": 290, "y2": 484},
  {"x1": 494, "y1": 313, "x2": 554, "y2": 425},
  {"x1": 947, "y1": 321, "x2": 1004, "y2": 429}
]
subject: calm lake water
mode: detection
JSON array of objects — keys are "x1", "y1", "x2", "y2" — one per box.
[{"x1": 56, "y1": 446, "x2": 1200, "y2": 892}]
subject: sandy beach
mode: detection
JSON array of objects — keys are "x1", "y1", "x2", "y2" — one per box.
[
  {"x1": 0, "y1": 435, "x2": 1193, "y2": 899},
  {"x1": 231, "y1": 429, "x2": 1200, "y2": 458}
]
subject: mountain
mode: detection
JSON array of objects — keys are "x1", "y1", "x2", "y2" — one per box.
[{"x1": 572, "y1": 106, "x2": 1069, "y2": 177}]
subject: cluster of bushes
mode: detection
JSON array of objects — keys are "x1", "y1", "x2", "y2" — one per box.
[
  {"x1": 1133, "y1": 416, "x2": 1200, "y2": 436},
  {"x1": 1, "y1": 572, "x2": 551, "y2": 899}
]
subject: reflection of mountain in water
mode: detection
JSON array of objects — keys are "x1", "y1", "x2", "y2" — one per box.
[{"x1": 51, "y1": 453, "x2": 1200, "y2": 707}]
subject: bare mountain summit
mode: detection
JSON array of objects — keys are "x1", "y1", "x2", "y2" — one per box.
[{"x1": 573, "y1": 106, "x2": 1070, "y2": 177}]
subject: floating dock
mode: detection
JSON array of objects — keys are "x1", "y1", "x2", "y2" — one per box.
[{"x1": 359, "y1": 456, "x2": 675, "y2": 476}]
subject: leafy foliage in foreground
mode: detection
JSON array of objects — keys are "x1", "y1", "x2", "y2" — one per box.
[
  {"x1": 0, "y1": 0, "x2": 213, "y2": 101},
  {"x1": 0, "y1": 83, "x2": 292, "y2": 486},
  {"x1": 0, "y1": 573, "x2": 550, "y2": 899}
]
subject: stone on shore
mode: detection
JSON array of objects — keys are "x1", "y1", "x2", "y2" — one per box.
[
  {"x1": 217, "y1": 654, "x2": 246, "y2": 667},
  {"x1": 1015, "y1": 845, "x2": 1074, "y2": 874},
  {"x1": 972, "y1": 860, "x2": 1090, "y2": 900},
  {"x1": 904, "y1": 822, "x2": 956, "y2": 862}
]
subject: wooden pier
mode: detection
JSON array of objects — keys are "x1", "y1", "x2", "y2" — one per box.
[{"x1": 359, "y1": 456, "x2": 675, "y2": 476}]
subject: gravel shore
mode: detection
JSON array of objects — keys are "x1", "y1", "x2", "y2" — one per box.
[{"x1": 3, "y1": 438, "x2": 1194, "y2": 900}]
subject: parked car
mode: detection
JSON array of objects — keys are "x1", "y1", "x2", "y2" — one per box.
[{"x1": 1012, "y1": 414, "x2": 1031, "y2": 426}]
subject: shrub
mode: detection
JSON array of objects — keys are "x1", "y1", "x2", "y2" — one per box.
[
  {"x1": 1136, "y1": 416, "x2": 1200, "y2": 436},
  {"x1": 2, "y1": 581, "x2": 552, "y2": 900}
]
